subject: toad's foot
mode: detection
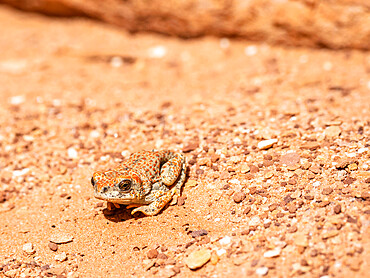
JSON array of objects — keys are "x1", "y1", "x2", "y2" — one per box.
[{"x1": 131, "y1": 190, "x2": 175, "y2": 216}]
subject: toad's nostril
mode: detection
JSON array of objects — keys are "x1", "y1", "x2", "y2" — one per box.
[
  {"x1": 101, "y1": 186, "x2": 109, "y2": 193},
  {"x1": 91, "y1": 177, "x2": 95, "y2": 186}
]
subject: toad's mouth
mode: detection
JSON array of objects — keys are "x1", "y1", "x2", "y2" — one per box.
[{"x1": 94, "y1": 191, "x2": 149, "y2": 205}]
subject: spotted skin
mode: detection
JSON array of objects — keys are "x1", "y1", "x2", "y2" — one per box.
[{"x1": 91, "y1": 150, "x2": 186, "y2": 216}]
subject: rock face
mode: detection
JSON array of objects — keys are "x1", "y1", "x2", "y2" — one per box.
[{"x1": 1, "y1": 0, "x2": 369, "y2": 50}]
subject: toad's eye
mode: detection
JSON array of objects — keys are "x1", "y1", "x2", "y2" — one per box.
[
  {"x1": 117, "y1": 179, "x2": 131, "y2": 191},
  {"x1": 91, "y1": 177, "x2": 95, "y2": 186}
]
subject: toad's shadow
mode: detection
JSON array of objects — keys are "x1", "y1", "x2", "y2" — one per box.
[{"x1": 102, "y1": 206, "x2": 143, "y2": 222}]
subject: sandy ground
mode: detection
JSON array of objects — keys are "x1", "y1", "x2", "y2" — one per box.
[{"x1": 0, "y1": 5, "x2": 369, "y2": 278}]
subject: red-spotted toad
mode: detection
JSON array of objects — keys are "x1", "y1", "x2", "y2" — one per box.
[{"x1": 91, "y1": 150, "x2": 186, "y2": 216}]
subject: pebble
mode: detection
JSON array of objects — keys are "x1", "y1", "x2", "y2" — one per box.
[
  {"x1": 280, "y1": 152, "x2": 301, "y2": 166},
  {"x1": 48, "y1": 242, "x2": 58, "y2": 252},
  {"x1": 263, "y1": 248, "x2": 281, "y2": 258},
  {"x1": 185, "y1": 180, "x2": 198, "y2": 187},
  {"x1": 233, "y1": 191, "x2": 246, "y2": 203},
  {"x1": 177, "y1": 196, "x2": 186, "y2": 206},
  {"x1": 219, "y1": 236, "x2": 231, "y2": 245},
  {"x1": 50, "y1": 232, "x2": 73, "y2": 244},
  {"x1": 334, "y1": 204, "x2": 342, "y2": 214},
  {"x1": 54, "y1": 252, "x2": 67, "y2": 262},
  {"x1": 147, "y1": 249, "x2": 159, "y2": 259},
  {"x1": 294, "y1": 233, "x2": 308, "y2": 247},
  {"x1": 13, "y1": 168, "x2": 30, "y2": 177},
  {"x1": 22, "y1": 243, "x2": 35, "y2": 255},
  {"x1": 10, "y1": 95, "x2": 25, "y2": 105},
  {"x1": 244, "y1": 45, "x2": 258, "y2": 56},
  {"x1": 324, "y1": 126, "x2": 341, "y2": 138},
  {"x1": 249, "y1": 216, "x2": 260, "y2": 226},
  {"x1": 67, "y1": 147, "x2": 78, "y2": 159},
  {"x1": 182, "y1": 142, "x2": 199, "y2": 152},
  {"x1": 185, "y1": 249, "x2": 211, "y2": 270},
  {"x1": 322, "y1": 187, "x2": 333, "y2": 195},
  {"x1": 210, "y1": 251, "x2": 219, "y2": 265},
  {"x1": 256, "y1": 266, "x2": 269, "y2": 276},
  {"x1": 191, "y1": 229, "x2": 208, "y2": 238},
  {"x1": 240, "y1": 165, "x2": 250, "y2": 173},
  {"x1": 148, "y1": 45, "x2": 167, "y2": 58},
  {"x1": 258, "y1": 139, "x2": 278, "y2": 150},
  {"x1": 322, "y1": 230, "x2": 339, "y2": 239}
]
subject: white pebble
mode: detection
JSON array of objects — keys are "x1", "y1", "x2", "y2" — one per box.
[
  {"x1": 13, "y1": 168, "x2": 30, "y2": 177},
  {"x1": 249, "y1": 216, "x2": 260, "y2": 226},
  {"x1": 216, "y1": 248, "x2": 227, "y2": 256},
  {"x1": 220, "y1": 38, "x2": 230, "y2": 49},
  {"x1": 256, "y1": 266, "x2": 269, "y2": 276},
  {"x1": 219, "y1": 236, "x2": 231, "y2": 245},
  {"x1": 89, "y1": 130, "x2": 100, "y2": 138},
  {"x1": 357, "y1": 147, "x2": 368, "y2": 154},
  {"x1": 54, "y1": 252, "x2": 67, "y2": 262},
  {"x1": 245, "y1": 45, "x2": 258, "y2": 56},
  {"x1": 67, "y1": 147, "x2": 78, "y2": 159},
  {"x1": 263, "y1": 248, "x2": 281, "y2": 258},
  {"x1": 323, "y1": 61, "x2": 332, "y2": 71},
  {"x1": 258, "y1": 139, "x2": 278, "y2": 150},
  {"x1": 148, "y1": 45, "x2": 167, "y2": 58},
  {"x1": 22, "y1": 243, "x2": 35, "y2": 255},
  {"x1": 110, "y1": 56, "x2": 123, "y2": 68},
  {"x1": 10, "y1": 95, "x2": 25, "y2": 105}
]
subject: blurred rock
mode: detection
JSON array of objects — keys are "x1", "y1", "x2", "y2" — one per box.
[{"x1": 1, "y1": 0, "x2": 369, "y2": 49}]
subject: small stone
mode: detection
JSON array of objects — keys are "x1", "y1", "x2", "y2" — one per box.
[
  {"x1": 322, "y1": 187, "x2": 333, "y2": 195},
  {"x1": 287, "y1": 204, "x2": 297, "y2": 213},
  {"x1": 219, "y1": 236, "x2": 231, "y2": 245},
  {"x1": 269, "y1": 203, "x2": 278, "y2": 212},
  {"x1": 210, "y1": 251, "x2": 219, "y2": 265},
  {"x1": 240, "y1": 165, "x2": 250, "y2": 173},
  {"x1": 258, "y1": 139, "x2": 278, "y2": 150},
  {"x1": 10, "y1": 95, "x2": 25, "y2": 105},
  {"x1": 309, "y1": 165, "x2": 321, "y2": 174},
  {"x1": 185, "y1": 180, "x2": 198, "y2": 187},
  {"x1": 263, "y1": 248, "x2": 281, "y2": 258},
  {"x1": 67, "y1": 147, "x2": 78, "y2": 159},
  {"x1": 50, "y1": 233, "x2": 73, "y2": 244},
  {"x1": 54, "y1": 252, "x2": 67, "y2": 262},
  {"x1": 294, "y1": 233, "x2": 308, "y2": 247},
  {"x1": 177, "y1": 196, "x2": 186, "y2": 206},
  {"x1": 256, "y1": 266, "x2": 269, "y2": 276},
  {"x1": 300, "y1": 142, "x2": 320, "y2": 150},
  {"x1": 185, "y1": 249, "x2": 211, "y2": 270},
  {"x1": 343, "y1": 176, "x2": 356, "y2": 184},
  {"x1": 324, "y1": 126, "x2": 341, "y2": 138},
  {"x1": 243, "y1": 207, "x2": 251, "y2": 215},
  {"x1": 347, "y1": 163, "x2": 358, "y2": 171},
  {"x1": 361, "y1": 191, "x2": 370, "y2": 199},
  {"x1": 249, "y1": 165, "x2": 259, "y2": 173},
  {"x1": 148, "y1": 45, "x2": 167, "y2": 58},
  {"x1": 147, "y1": 249, "x2": 159, "y2": 259},
  {"x1": 233, "y1": 191, "x2": 246, "y2": 203},
  {"x1": 191, "y1": 229, "x2": 208, "y2": 238},
  {"x1": 264, "y1": 172, "x2": 274, "y2": 179},
  {"x1": 288, "y1": 226, "x2": 298, "y2": 233},
  {"x1": 48, "y1": 242, "x2": 58, "y2": 252},
  {"x1": 22, "y1": 243, "x2": 35, "y2": 255},
  {"x1": 280, "y1": 152, "x2": 301, "y2": 166},
  {"x1": 322, "y1": 230, "x2": 339, "y2": 239},
  {"x1": 157, "y1": 253, "x2": 168, "y2": 260},
  {"x1": 183, "y1": 142, "x2": 199, "y2": 152},
  {"x1": 334, "y1": 204, "x2": 342, "y2": 214}
]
